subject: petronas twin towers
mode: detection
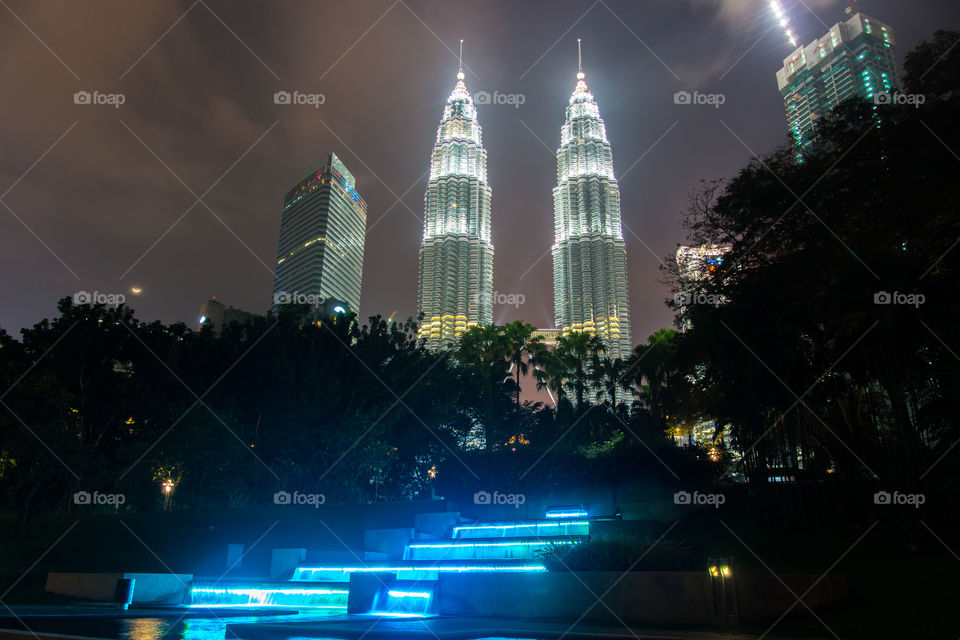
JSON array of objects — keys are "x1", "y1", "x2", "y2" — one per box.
[{"x1": 418, "y1": 44, "x2": 631, "y2": 359}]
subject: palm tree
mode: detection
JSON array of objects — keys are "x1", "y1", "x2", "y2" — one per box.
[
  {"x1": 554, "y1": 332, "x2": 606, "y2": 410},
  {"x1": 626, "y1": 328, "x2": 680, "y2": 421},
  {"x1": 591, "y1": 356, "x2": 630, "y2": 408},
  {"x1": 533, "y1": 347, "x2": 565, "y2": 406},
  {"x1": 455, "y1": 325, "x2": 511, "y2": 450},
  {"x1": 501, "y1": 321, "x2": 542, "y2": 407}
]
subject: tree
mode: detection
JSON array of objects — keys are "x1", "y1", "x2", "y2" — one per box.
[
  {"x1": 501, "y1": 321, "x2": 542, "y2": 407},
  {"x1": 553, "y1": 332, "x2": 607, "y2": 411},
  {"x1": 903, "y1": 30, "x2": 960, "y2": 100},
  {"x1": 455, "y1": 325, "x2": 513, "y2": 450},
  {"x1": 590, "y1": 356, "x2": 630, "y2": 408},
  {"x1": 664, "y1": 85, "x2": 960, "y2": 489}
]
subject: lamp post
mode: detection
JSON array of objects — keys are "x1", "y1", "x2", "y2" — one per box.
[{"x1": 708, "y1": 556, "x2": 740, "y2": 628}]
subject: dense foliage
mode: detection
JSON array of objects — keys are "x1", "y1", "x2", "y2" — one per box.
[
  {"x1": 0, "y1": 302, "x2": 701, "y2": 524},
  {"x1": 661, "y1": 30, "x2": 960, "y2": 496}
]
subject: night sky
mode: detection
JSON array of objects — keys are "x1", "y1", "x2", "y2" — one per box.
[{"x1": 2, "y1": 0, "x2": 958, "y2": 343}]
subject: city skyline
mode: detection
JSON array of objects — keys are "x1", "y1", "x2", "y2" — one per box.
[{"x1": 1, "y1": 0, "x2": 957, "y2": 343}]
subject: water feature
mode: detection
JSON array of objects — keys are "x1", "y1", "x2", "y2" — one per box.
[
  {"x1": 188, "y1": 583, "x2": 348, "y2": 610},
  {"x1": 198, "y1": 509, "x2": 591, "y2": 618},
  {"x1": 369, "y1": 583, "x2": 435, "y2": 617}
]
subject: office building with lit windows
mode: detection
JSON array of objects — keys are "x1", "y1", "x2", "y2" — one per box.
[
  {"x1": 417, "y1": 64, "x2": 494, "y2": 350},
  {"x1": 551, "y1": 62, "x2": 632, "y2": 359},
  {"x1": 272, "y1": 153, "x2": 367, "y2": 314},
  {"x1": 776, "y1": 10, "x2": 899, "y2": 147}
]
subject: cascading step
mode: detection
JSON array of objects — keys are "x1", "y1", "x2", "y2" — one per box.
[{"x1": 404, "y1": 534, "x2": 585, "y2": 561}]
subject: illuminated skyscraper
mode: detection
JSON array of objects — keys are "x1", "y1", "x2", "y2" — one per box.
[
  {"x1": 273, "y1": 153, "x2": 367, "y2": 314},
  {"x1": 777, "y1": 10, "x2": 899, "y2": 147},
  {"x1": 418, "y1": 49, "x2": 494, "y2": 349},
  {"x1": 551, "y1": 45, "x2": 632, "y2": 359}
]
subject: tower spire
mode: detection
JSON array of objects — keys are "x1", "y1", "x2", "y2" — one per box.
[
  {"x1": 458, "y1": 39, "x2": 464, "y2": 80},
  {"x1": 574, "y1": 38, "x2": 588, "y2": 95}
]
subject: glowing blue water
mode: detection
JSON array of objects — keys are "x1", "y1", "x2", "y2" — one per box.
[
  {"x1": 369, "y1": 584, "x2": 434, "y2": 617},
  {"x1": 189, "y1": 583, "x2": 347, "y2": 609}
]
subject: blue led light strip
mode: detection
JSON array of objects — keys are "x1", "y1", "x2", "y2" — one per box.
[
  {"x1": 452, "y1": 520, "x2": 588, "y2": 536},
  {"x1": 192, "y1": 604, "x2": 348, "y2": 609},
  {"x1": 294, "y1": 564, "x2": 546, "y2": 573},
  {"x1": 388, "y1": 589, "x2": 432, "y2": 599},
  {"x1": 191, "y1": 587, "x2": 348, "y2": 596},
  {"x1": 545, "y1": 510, "x2": 588, "y2": 518},
  {"x1": 409, "y1": 540, "x2": 577, "y2": 549}
]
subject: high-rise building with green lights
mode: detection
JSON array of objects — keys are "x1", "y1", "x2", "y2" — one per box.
[
  {"x1": 417, "y1": 64, "x2": 494, "y2": 350},
  {"x1": 776, "y1": 11, "x2": 899, "y2": 147},
  {"x1": 551, "y1": 62, "x2": 632, "y2": 359},
  {"x1": 272, "y1": 152, "x2": 367, "y2": 314}
]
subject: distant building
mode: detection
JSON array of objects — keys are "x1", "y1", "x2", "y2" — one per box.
[
  {"x1": 776, "y1": 10, "x2": 899, "y2": 147},
  {"x1": 532, "y1": 328, "x2": 561, "y2": 349},
  {"x1": 272, "y1": 152, "x2": 367, "y2": 315},
  {"x1": 197, "y1": 298, "x2": 257, "y2": 335}
]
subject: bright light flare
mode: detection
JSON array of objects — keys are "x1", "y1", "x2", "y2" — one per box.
[{"x1": 769, "y1": 1, "x2": 799, "y2": 48}]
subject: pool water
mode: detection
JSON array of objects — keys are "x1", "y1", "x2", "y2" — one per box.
[{"x1": 1, "y1": 611, "x2": 339, "y2": 640}]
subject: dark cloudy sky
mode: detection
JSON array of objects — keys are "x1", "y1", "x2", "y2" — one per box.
[{"x1": 2, "y1": 0, "x2": 958, "y2": 343}]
